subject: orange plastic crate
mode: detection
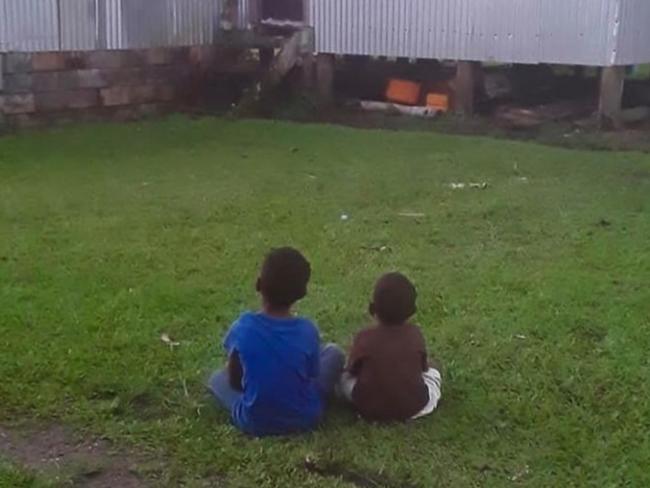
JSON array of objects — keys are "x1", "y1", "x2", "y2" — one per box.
[
  {"x1": 426, "y1": 92, "x2": 450, "y2": 112},
  {"x1": 385, "y1": 79, "x2": 421, "y2": 105}
]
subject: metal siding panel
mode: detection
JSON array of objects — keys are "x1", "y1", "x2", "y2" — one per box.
[
  {"x1": 121, "y1": 0, "x2": 170, "y2": 48},
  {"x1": 1, "y1": 0, "x2": 59, "y2": 51},
  {"x1": 0, "y1": 0, "x2": 223, "y2": 52},
  {"x1": 60, "y1": 0, "x2": 97, "y2": 50},
  {"x1": 309, "y1": 0, "x2": 627, "y2": 66},
  {"x1": 615, "y1": 0, "x2": 650, "y2": 64},
  {"x1": 0, "y1": 0, "x2": 7, "y2": 51},
  {"x1": 538, "y1": 0, "x2": 614, "y2": 65},
  {"x1": 171, "y1": 0, "x2": 215, "y2": 45},
  {"x1": 106, "y1": 0, "x2": 125, "y2": 49},
  {"x1": 3, "y1": 0, "x2": 646, "y2": 65}
]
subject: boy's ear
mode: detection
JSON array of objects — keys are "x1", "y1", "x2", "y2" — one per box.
[{"x1": 255, "y1": 277, "x2": 262, "y2": 293}]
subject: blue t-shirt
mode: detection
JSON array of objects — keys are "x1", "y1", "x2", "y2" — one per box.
[{"x1": 223, "y1": 312, "x2": 322, "y2": 436}]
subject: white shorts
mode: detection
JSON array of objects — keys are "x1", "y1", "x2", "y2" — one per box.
[{"x1": 339, "y1": 368, "x2": 442, "y2": 419}]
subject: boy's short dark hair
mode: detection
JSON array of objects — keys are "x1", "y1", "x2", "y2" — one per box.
[
  {"x1": 372, "y1": 272, "x2": 417, "y2": 325},
  {"x1": 258, "y1": 247, "x2": 311, "y2": 308}
]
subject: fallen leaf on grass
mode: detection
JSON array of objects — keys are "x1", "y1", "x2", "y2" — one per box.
[
  {"x1": 514, "y1": 334, "x2": 527, "y2": 340},
  {"x1": 397, "y1": 212, "x2": 426, "y2": 218},
  {"x1": 448, "y1": 182, "x2": 489, "y2": 190},
  {"x1": 361, "y1": 244, "x2": 391, "y2": 252},
  {"x1": 469, "y1": 182, "x2": 489, "y2": 189},
  {"x1": 510, "y1": 465, "x2": 530, "y2": 482},
  {"x1": 160, "y1": 333, "x2": 180, "y2": 347}
]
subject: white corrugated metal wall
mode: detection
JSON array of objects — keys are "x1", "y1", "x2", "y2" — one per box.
[
  {"x1": 616, "y1": 0, "x2": 650, "y2": 65},
  {"x1": 60, "y1": 0, "x2": 97, "y2": 50},
  {"x1": 0, "y1": 0, "x2": 60, "y2": 52},
  {"x1": 3, "y1": 0, "x2": 650, "y2": 65},
  {"x1": 0, "y1": 0, "x2": 224, "y2": 52},
  {"x1": 308, "y1": 0, "x2": 650, "y2": 66}
]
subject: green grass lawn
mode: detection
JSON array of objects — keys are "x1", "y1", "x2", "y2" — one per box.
[{"x1": 1, "y1": 117, "x2": 649, "y2": 487}]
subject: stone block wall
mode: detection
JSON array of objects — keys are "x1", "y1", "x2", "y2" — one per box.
[{"x1": 0, "y1": 46, "x2": 226, "y2": 128}]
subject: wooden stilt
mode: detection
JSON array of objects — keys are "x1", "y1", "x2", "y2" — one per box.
[
  {"x1": 301, "y1": 53, "x2": 315, "y2": 90},
  {"x1": 316, "y1": 53, "x2": 335, "y2": 100},
  {"x1": 455, "y1": 61, "x2": 481, "y2": 117},
  {"x1": 599, "y1": 65, "x2": 625, "y2": 129}
]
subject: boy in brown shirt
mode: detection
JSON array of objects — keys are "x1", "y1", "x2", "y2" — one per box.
[{"x1": 340, "y1": 273, "x2": 442, "y2": 422}]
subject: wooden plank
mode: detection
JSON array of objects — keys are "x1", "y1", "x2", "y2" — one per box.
[
  {"x1": 234, "y1": 29, "x2": 305, "y2": 114},
  {"x1": 455, "y1": 61, "x2": 481, "y2": 117},
  {"x1": 316, "y1": 54, "x2": 335, "y2": 100},
  {"x1": 598, "y1": 66, "x2": 625, "y2": 129}
]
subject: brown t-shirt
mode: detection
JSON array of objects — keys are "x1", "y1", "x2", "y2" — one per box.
[{"x1": 347, "y1": 323, "x2": 429, "y2": 422}]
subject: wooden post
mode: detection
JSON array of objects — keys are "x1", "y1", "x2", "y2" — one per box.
[
  {"x1": 598, "y1": 66, "x2": 625, "y2": 129},
  {"x1": 316, "y1": 53, "x2": 335, "y2": 100},
  {"x1": 0, "y1": 53, "x2": 5, "y2": 92},
  {"x1": 299, "y1": 27, "x2": 316, "y2": 92},
  {"x1": 455, "y1": 61, "x2": 480, "y2": 117},
  {"x1": 301, "y1": 53, "x2": 315, "y2": 90}
]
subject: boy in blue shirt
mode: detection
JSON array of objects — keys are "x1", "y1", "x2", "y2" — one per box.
[{"x1": 208, "y1": 247, "x2": 345, "y2": 436}]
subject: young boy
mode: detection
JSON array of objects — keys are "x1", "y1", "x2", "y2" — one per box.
[
  {"x1": 340, "y1": 272, "x2": 442, "y2": 422},
  {"x1": 208, "y1": 247, "x2": 345, "y2": 437}
]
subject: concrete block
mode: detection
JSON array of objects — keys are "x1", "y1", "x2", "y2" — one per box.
[
  {"x1": 68, "y1": 69, "x2": 109, "y2": 90},
  {"x1": 4, "y1": 53, "x2": 32, "y2": 74},
  {"x1": 32, "y1": 52, "x2": 66, "y2": 71},
  {"x1": 172, "y1": 65, "x2": 193, "y2": 83},
  {"x1": 31, "y1": 72, "x2": 62, "y2": 92},
  {"x1": 100, "y1": 86, "x2": 134, "y2": 106},
  {"x1": 170, "y1": 47, "x2": 191, "y2": 65},
  {"x1": 100, "y1": 85, "x2": 157, "y2": 106},
  {"x1": 122, "y1": 50, "x2": 147, "y2": 67},
  {"x1": 156, "y1": 84, "x2": 176, "y2": 102},
  {"x1": 31, "y1": 70, "x2": 108, "y2": 92},
  {"x1": 145, "y1": 48, "x2": 174, "y2": 65},
  {"x1": 143, "y1": 65, "x2": 189, "y2": 84},
  {"x1": 87, "y1": 49, "x2": 152, "y2": 70},
  {"x1": 4, "y1": 113, "x2": 43, "y2": 130},
  {"x1": 100, "y1": 84, "x2": 177, "y2": 107},
  {"x1": 35, "y1": 89, "x2": 100, "y2": 112},
  {"x1": 103, "y1": 68, "x2": 147, "y2": 87},
  {"x1": 189, "y1": 45, "x2": 217, "y2": 66},
  {"x1": 64, "y1": 54, "x2": 88, "y2": 70},
  {"x1": 86, "y1": 51, "x2": 127, "y2": 70},
  {"x1": 0, "y1": 93, "x2": 36, "y2": 114},
  {"x1": 3, "y1": 73, "x2": 33, "y2": 94}
]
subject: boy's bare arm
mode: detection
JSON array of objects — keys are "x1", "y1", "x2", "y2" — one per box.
[{"x1": 228, "y1": 351, "x2": 244, "y2": 391}]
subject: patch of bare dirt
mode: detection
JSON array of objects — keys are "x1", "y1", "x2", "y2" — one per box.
[
  {"x1": 303, "y1": 457, "x2": 420, "y2": 488},
  {"x1": 0, "y1": 424, "x2": 146, "y2": 487}
]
